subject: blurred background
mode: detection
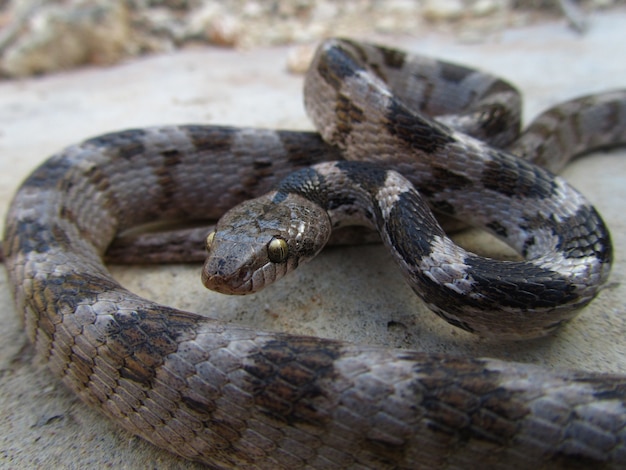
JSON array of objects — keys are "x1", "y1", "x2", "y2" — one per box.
[{"x1": 1, "y1": 0, "x2": 622, "y2": 78}]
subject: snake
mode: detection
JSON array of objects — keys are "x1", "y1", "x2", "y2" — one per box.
[{"x1": 3, "y1": 38, "x2": 626, "y2": 468}]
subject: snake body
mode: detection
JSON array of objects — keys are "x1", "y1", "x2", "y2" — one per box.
[{"x1": 4, "y1": 39, "x2": 626, "y2": 468}]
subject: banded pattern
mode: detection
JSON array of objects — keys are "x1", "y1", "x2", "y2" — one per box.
[
  {"x1": 3, "y1": 38, "x2": 626, "y2": 468},
  {"x1": 205, "y1": 39, "x2": 616, "y2": 339}
]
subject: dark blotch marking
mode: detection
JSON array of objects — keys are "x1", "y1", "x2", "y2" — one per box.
[
  {"x1": 85, "y1": 129, "x2": 148, "y2": 160},
  {"x1": 396, "y1": 232, "x2": 580, "y2": 320},
  {"x1": 243, "y1": 337, "x2": 342, "y2": 427},
  {"x1": 483, "y1": 77, "x2": 518, "y2": 96},
  {"x1": 481, "y1": 153, "x2": 557, "y2": 199},
  {"x1": 4, "y1": 218, "x2": 66, "y2": 257},
  {"x1": 20, "y1": 154, "x2": 74, "y2": 191},
  {"x1": 277, "y1": 130, "x2": 342, "y2": 166},
  {"x1": 410, "y1": 356, "x2": 527, "y2": 447},
  {"x1": 333, "y1": 162, "x2": 389, "y2": 223},
  {"x1": 410, "y1": 355, "x2": 624, "y2": 465},
  {"x1": 327, "y1": 195, "x2": 357, "y2": 211},
  {"x1": 433, "y1": 167, "x2": 472, "y2": 191},
  {"x1": 385, "y1": 189, "x2": 445, "y2": 263},
  {"x1": 107, "y1": 304, "x2": 200, "y2": 385},
  {"x1": 25, "y1": 266, "x2": 201, "y2": 388},
  {"x1": 161, "y1": 148, "x2": 183, "y2": 164},
  {"x1": 462, "y1": 255, "x2": 579, "y2": 310},
  {"x1": 472, "y1": 79, "x2": 521, "y2": 147},
  {"x1": 385, "y1": 98, "x2": 455, "y2": 154},
  {"x1": 341, "y1": 40, "x2": 404, "y2": 84},
  {"x1": 335, "y1": 161, "x2": 388, "y2": 195},
  {"x1": 83, "y1": 164, "x2": 111, "y2": 194},
  {"x1": 470, "y1": 104, "x2": 518, "y2": 145},
  {"x1": 252, "y1": 160, "x2": 272, "y2": 170},
  {"x1": 316, "y1": 42, "x2": 363, "y2": 89},
  {"x1": 272, "y1": 162, "x2": 391, "y2": 232},
  {"x1": 15, "y1": 149, "x2": 120, "y2": 256},
  {"x1": 481, "y1": 158, "x2": 523, "y2": 198},
  {"x1": 274, "y1": 161, "x2": 387, "y2": 217},
  {"x1": 420, "y1": 166, "x2": 473, "y2": 198},
  {"x1": 236, "y1": 158, "x2": 277, "y2": 197},
  {"x1": 438, "y1": 61, "x2": 475, "y2": 84},
  {"x1": 378, "y1": 44, "x2": 406, "y2": 69},
  {"x1": 183, "y1": 125, "x2": 236, "y2": 153},
  {"x1": 153, "y1": 148, "x2": 184, "y2": 213},
  {"x1": 274, "y1": 166, "x2": 328, "y2": 207},
  {"x1": 333, "y1": 94, "x2": 366, "y2": 146},
  {"x1": 77, "y1": 163, "x2": 119, "y2": 224},
  {"x1": 521, "y1": 236, "x2": 536, "y2": 258}
]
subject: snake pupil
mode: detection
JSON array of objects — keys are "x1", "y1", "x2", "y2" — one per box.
[{"x1": 267, "y1": 237, "x2": 288, "y2": 263}]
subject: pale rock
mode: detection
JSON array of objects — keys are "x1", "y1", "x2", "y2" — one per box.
[{"x1": 423, "y1": 0, "x2": 465, "y2": 21}]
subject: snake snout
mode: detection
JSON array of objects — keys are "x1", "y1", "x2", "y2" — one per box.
[{"x1": 201, "y1": 254, "x2": 253, "y2": 295}]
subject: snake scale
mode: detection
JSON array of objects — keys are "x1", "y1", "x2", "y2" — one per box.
[{"x1": 4, "y1": 38, "x2": 626, "y2": 468}]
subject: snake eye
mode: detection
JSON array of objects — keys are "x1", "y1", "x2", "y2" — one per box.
[
  {"x1": 267, "y1": 237, "x2": 288, "y2": 263},
  {"x1": 205, "y1": 231, "x2": 216, "y2": 252}
]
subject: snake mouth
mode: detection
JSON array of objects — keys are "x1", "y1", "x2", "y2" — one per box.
[
  {"x1": 201, "y1": 266, "x2": 253, "y2": 295},
  {"x1": 202, "y1": 255, "x2": 289, "y2": 295}
]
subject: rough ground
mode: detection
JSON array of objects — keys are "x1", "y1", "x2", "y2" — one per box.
[{"x1": 1, "y1": 7, "x2": 625, "y2": 469}]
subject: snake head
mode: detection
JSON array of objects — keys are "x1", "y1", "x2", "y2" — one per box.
[{"x1": 202, "y1": 192, "x2": 331, "y2": 295}]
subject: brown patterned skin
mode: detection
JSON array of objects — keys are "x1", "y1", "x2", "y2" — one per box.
[{"x1": 3, "y1": 39, "x2": 626, "y2": 468}]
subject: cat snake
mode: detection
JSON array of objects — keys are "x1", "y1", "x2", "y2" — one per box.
[{"x1": 3, "y1": 39, "x2": 626, "y2": 468}]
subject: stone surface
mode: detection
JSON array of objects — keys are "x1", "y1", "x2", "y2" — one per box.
[{"x1": 0, "y1": 8, "x2": 625, "y2": 468}]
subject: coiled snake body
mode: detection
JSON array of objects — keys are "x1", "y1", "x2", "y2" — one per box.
[{"x1": 4, "y1": 39, "x2": 626, "y2": 468}]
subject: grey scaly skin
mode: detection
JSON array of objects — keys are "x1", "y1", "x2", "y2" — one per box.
[
  {"x1": 3, "y1": 39, "x2": 626, "y2": 468},
  {"x1": 204, "y1": 39, "x2": 618, "y2": 339}
]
